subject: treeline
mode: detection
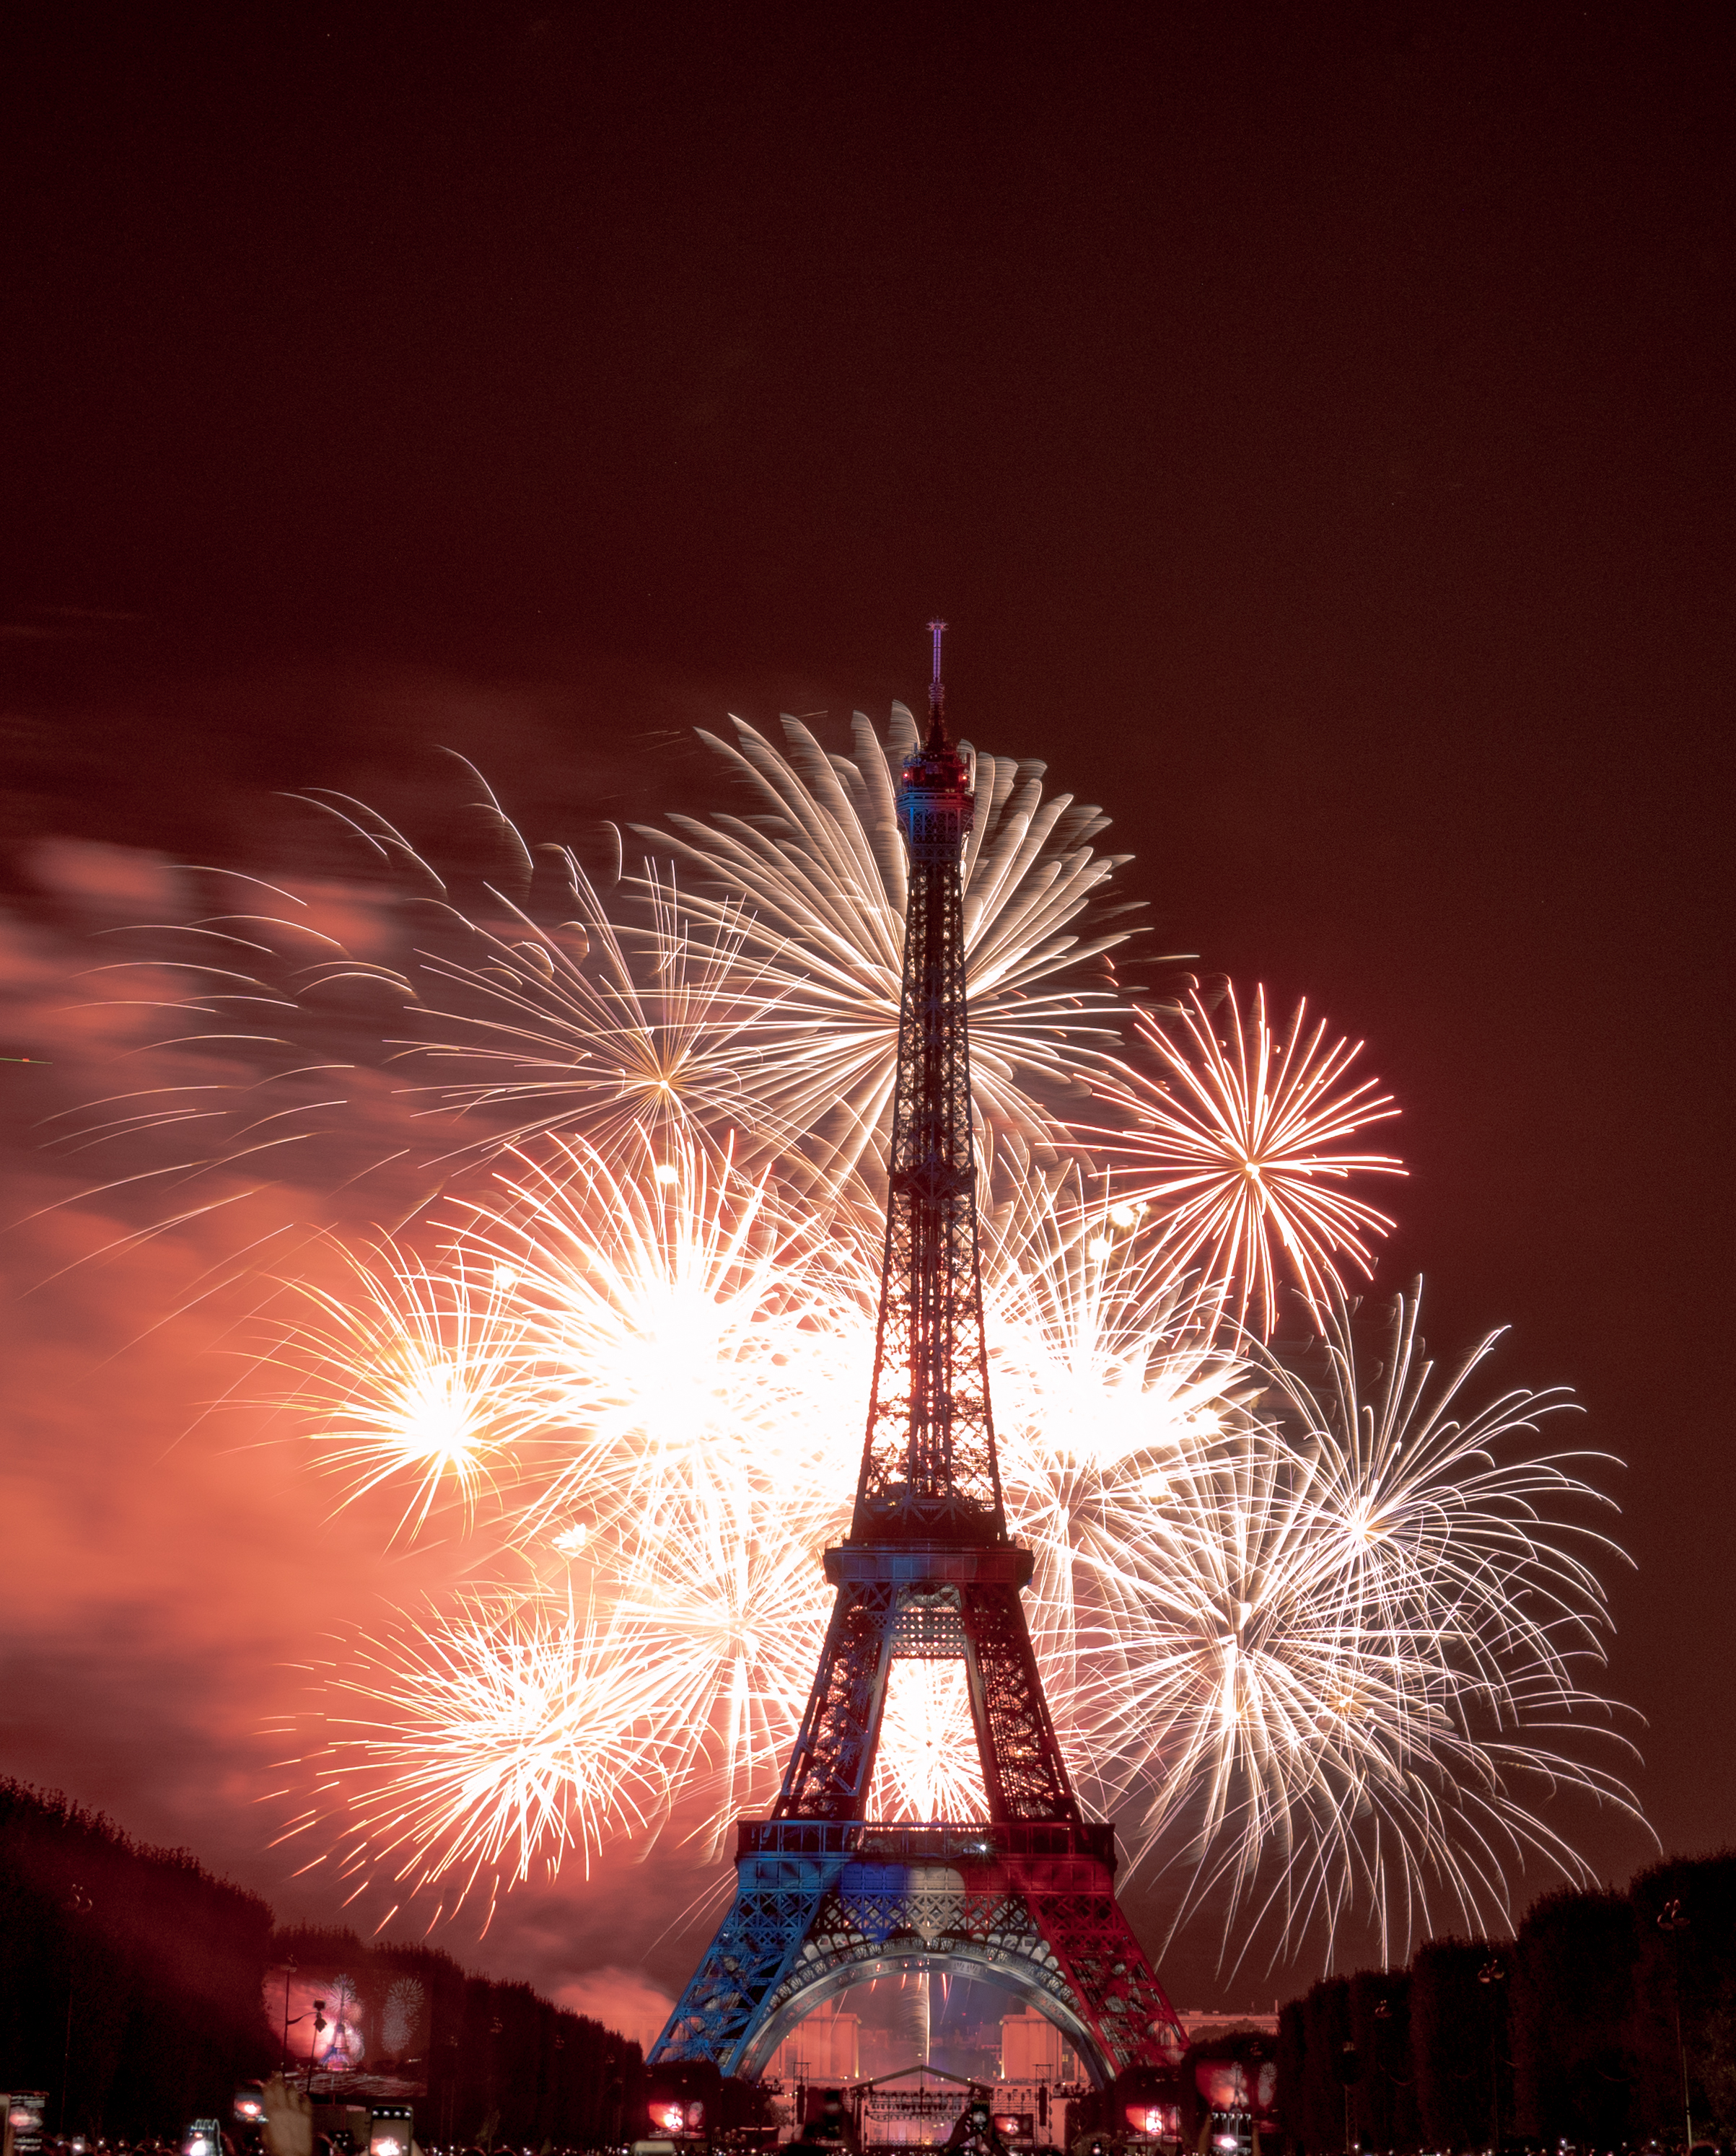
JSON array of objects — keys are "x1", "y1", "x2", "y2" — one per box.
[
  {"x1": 276, "y1": 1928, "x2": 646, "y2": 2150},
  {"x1": 1278, "y1": 1854, "x2": 1736, "y2": 2151},
  {"x1": 0, "y1": 1784, "x2": 644, "y2": 2143},
  {"x1": 0, "y1": 1781, "x2": 276, "y2": 2134}
]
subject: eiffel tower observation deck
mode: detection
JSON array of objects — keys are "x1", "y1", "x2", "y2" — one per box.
[{"x1": 649, "y1": 627, "x2": 1185, "y2": 2083}]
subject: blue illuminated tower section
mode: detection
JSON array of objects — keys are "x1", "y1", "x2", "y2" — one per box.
[{"x1": 649, "y1": 626, "x2": 1183, "y2": 2082}]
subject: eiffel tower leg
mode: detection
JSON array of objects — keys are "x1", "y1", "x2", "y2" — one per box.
[
  {"x1": 958, "y1": 1582, "x2": 1079, "y2": 1822},
  {"x1": 649, "y1": 1844, "x2": 850, "y2": 2072},
  {"x1": 1013, "y1": 1862, "x2": 1187, "y2": 2074},
  {"x1": 774, "y1": 1581, "x2": 895, "y2": 1818}
]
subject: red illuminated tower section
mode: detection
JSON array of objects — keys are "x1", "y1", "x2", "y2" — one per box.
[{"x1": 650, "y1": 627, "x2": 1184, "y2": 2083}]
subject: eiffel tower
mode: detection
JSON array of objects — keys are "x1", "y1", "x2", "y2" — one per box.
[{"x1": 649, "y1": 626, "x2": 1185, "y2": 2084}]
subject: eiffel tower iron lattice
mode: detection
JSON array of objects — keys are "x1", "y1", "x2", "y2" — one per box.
[{"x1": 649, "y1": 627, "x2": 1185, "y2": 2083}]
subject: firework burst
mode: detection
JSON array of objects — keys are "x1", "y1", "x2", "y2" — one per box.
[
  {"x1": 1091, "y1": 1281, "x2": 1641, "y2": 1964},
  {"x1": 452, "y1": 1129, "x2": 873, "y2": 1555},
  {"x1": 407, "y1": 859, "x2": 799, "y2": 1168},
  {"x1": 280, "y1": 1588, "x2": 671, "y2": 1927},
  {"x1": 869, "y1": 1662, "x2": 990, "y2": 1822},
  {"x1": 637, "y1": 709, "x2": 1165, "y2": 1182},
  {"x1": 73, "y1": 718, "x2": 1628, "y2": 1967},
  {"x1": 258, "y1": 1232, "x2": 539, "y2": 1542},
  {"x1": 982, "y1": 1154, "x2": 1247, "y2": 1726},
  {"x1": 1087, "y1": 983, "x2": 1405, "y2": 1335}
]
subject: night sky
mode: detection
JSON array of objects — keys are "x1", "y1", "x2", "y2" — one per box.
[{"x1": 1, "y1": 5, "x2": 1731, "y2": 2025}]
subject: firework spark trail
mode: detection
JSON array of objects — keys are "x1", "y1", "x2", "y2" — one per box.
[
  {"x1": 44, "y1": 716, "x2": 1154, "y2": 1231},
  {"x1": 404, "y1": 859, "x2": 806, "y2": 1169},
  {"x1": 278, "y1": 1587, "x2": 673, "y2": 1925},
  {"x1": 254, "y1": 1232, "x2": 542, "y2": 1542},
  {"x1": 1087, "y1": 1281, "x2": 1643, "y2": 1966},
  {"x1": 41, "y1": 727, "x2": 1638, "y2": 1962},
  {"x1": 269, "y1": 1144, "x2": 1639, "y2": 1960},
  {"x1": 1085, "y1": 984, "x2": 1405, "y2": 1336}
]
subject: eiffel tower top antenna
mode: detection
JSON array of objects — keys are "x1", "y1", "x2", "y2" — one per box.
[{"x1": 927, "y1": 615, "x2": 947, "y2": 740}]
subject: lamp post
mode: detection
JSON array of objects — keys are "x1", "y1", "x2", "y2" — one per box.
[
  {"x1": 1369, "y1": 1997, "x2": 1393, "y2": 2147},
  {"x1": 1657, "y1": 1898, "x2": 1693, "y2": 2149},
  {"x1": 281, "y1": 1960, "x2": 300, "y2": 2075},
  {"x1": 59, "y1": 1883, "x2": 92, "y2": 2134},
  {"x1": 441, "y1": 2032, "x2": 461, "y2": 2147},
  {"x1": 1478, "y1": 1960, "x2": 1506, "y2": 2155},
  {"x1": 1333, "y1": 2038, "x2": 1362, "y2": 2156}
]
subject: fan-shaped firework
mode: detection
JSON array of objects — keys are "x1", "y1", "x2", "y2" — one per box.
[
  {"x1": 636, "y1": 709, "x2": 1162, "y2": 1181},
  {"x1": 408, "y1": 860, "x2": 798, "y2": 1168},
  {"x1": 1088, "y1": 983, "x2": 1405, "y2": 1335},
  {"x1": 1092, "y1": 1282, "x2": 1641, "y2": 1965}
]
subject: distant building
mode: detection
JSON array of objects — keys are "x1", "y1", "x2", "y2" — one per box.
[
  {"x1": 997, "y1": 2009, "x2": 1082, "y2": 2085},
  {"x1": 1175, "y1": 2010, "x2": 1279, "y2": 2043},
  {"x1": 766, "y1": 2000, "x2": 862, "y2": 2083}
]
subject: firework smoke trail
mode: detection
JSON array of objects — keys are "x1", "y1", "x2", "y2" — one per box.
[
  {"x1": 1086, "y1": 983, "x2": 1405, "y2": 1336},
  {"x1": 1090, "y1": 1281, "x2": 1643, "y2": 1966}
]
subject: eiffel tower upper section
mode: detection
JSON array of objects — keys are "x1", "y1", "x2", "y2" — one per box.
[
  {"x1": 770, "y1": 623, "x2": 1077, "y2": 1825},
  {"x1": 857, "y1": 618, "x2": 1005, "y2": 1544}
]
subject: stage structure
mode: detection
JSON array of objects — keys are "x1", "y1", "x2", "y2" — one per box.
[{"x1": 649, "y1": 626, "x2": 1185, "y2": 2084}]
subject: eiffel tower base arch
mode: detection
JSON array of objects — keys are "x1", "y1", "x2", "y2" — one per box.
[{"x1": 650, "y1": 1820, "x2": 1185, "y2": 2083}]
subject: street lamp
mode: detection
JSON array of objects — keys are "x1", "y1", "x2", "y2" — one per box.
[
  {"x1": 60, "y1": 1883, "x2": 93, "y2": 2134},
  {"x1": 1478, "y1": 1960, "x2": 1507, "y2": 2155},
  {"x1": 442, "y1": 2031, "x2": 461, "y2": 2147},
  {"x1": 1657, "y1": 1898, "x2": 1693, "y2": 2149},
  {"x1": 281, "y1": 1960, "x2": 300, "y2": 2075}
]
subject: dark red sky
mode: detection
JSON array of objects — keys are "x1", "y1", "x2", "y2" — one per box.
[{"x1": 1, "y1": 4, "x2": 1731, "y2": 2017}]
